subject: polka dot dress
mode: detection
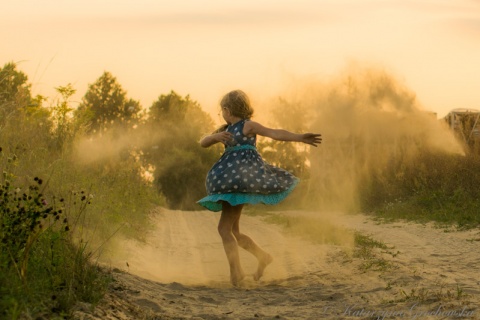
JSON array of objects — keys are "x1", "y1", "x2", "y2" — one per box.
[{"x1": 197, "y1": 119, "x2": 298, "y2": 212}]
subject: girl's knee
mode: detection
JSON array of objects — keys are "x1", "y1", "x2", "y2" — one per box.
[
  {"x1": 218, "y1": 224, "x2": 231, "y2": 239},
  {"x1": 232, "y1": 230, "x2": 242, "y2": 239}
]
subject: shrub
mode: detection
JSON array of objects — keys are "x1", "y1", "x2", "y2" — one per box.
[
  {"x1": 360, "y1": 151, "x2": 480, "y2": 228},
  {"x1": 0, "y1": 148, "x2": 109, "y2": 319}
]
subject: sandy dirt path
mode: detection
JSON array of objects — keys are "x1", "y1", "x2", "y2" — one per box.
[{"x1": 74, "y1": 209, "x2": 480, "y2": 320}]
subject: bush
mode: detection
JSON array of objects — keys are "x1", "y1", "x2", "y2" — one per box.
[
  {"x1": 0, "y1": 148, "x2": 109, "y2": 319},
  {"x1": 361, "y1": 151, "x2": 480, "y2": 228}
]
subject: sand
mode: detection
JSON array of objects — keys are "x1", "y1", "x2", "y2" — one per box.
[{"x1": 73, "y1": 208, "x2": 480, "y2": 319}]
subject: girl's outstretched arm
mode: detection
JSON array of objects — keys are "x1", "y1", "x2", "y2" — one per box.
[{"x1": 243, "y1": 121, "x2": 322, "y2": 147}]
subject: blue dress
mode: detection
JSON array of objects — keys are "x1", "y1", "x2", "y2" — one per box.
[{"x1": 197, "y1": 119, "x2": 299, "y2": 212}]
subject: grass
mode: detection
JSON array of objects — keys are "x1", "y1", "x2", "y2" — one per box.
[
  {"x1": 351, "y1": 232, "x2": 398, "y2": 272},
  {"x1": 0, "y1": 128, "x2": 163, "y2": 318},
  {"x1": 389, "y1": 282, "x2": 469, "y2": 306},
  {"x1": 361, "y1": 152, "x2": 480, "y2": 229},
  {"x1": 0, "y1": 165, "x2": 111, "y2": 318},
  {"x1": 368, "y1": 192, "x2": 480, "y2": 229}
]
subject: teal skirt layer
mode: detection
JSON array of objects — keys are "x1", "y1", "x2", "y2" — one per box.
[{"x1": 197, "y1": 178, "x2": 299, "y2": 212}]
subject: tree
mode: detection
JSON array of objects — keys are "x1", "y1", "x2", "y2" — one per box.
[
  {"x1": 75, "y1": 72, "x2": 142, "y2": 134},
  {"x1": 0, "y1": 62, "x2": 31, "y2": 105},
  {"x1": 50, "y1": 84, "x2": 77, "y2": 150},
  {"x1": 144, "y1": 91, "x2": 219, "y2": 209},
  {"x1": 0, "y1": 62, "x2": 33, "y2": 121},
  {"x1": 0, "y1": 62, "x2": 53, "y2": 153}
]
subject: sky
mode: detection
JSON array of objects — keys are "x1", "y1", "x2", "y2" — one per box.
[{"x1": 2, "y1": 0, "x2": 480, "y2": 119}]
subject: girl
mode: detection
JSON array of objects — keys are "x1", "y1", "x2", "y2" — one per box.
[{"x1": 197, "y1": 90, "x2": 321, "y2": 286}]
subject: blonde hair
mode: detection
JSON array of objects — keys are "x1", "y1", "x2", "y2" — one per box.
[{"x1": 220, "y1": 90, "x2": 254, "y2": 120}]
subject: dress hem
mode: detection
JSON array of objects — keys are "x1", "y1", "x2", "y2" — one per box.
[{"x1": 197, "y1": 178, "x2": 299, "y2": 212}]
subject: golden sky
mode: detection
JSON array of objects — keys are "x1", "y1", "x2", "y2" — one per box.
[{"x1": 2, "y1": 0, "x2": 480, "y2": 118}]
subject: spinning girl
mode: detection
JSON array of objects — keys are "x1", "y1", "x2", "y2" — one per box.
[{"x1": 197, "y1": 90, "x2": 322, "y2": 286}]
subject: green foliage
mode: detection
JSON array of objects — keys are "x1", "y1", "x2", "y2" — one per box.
[
  {"x1": 0, "y1": 174, "x2": 68, "y2": 283},
  {"x1": 0, "y1": 149, "x2": 109, "y2": 319},
  {"x1": 58, "y1": 154, "x2": 165, "y2": 240},
  {"x1": 75, "y1": 71, "x2": 143, "y2": 134},
  {"x1": 361, "y1": 151, "x2": 480, "y2": 228},
  {"x1": 144, "y1": 91, "x2": 219, "y2": 209},
  {"x1": 149, "y1": 90, "x2": 190, "y2": 123},
  {"x1": 0, "y1": 62, "x2": 32, "y2": 110},
  {"x1": 0, "y1": 63, "x2": 52, "y2": 147},
  {"x1": 51, "y1": 84, "x2": 78, "y2": 151},
  {"x1": 0, "y1": 63, "x2": 161, "y2": 317},
  {"x1": 353, "y1": 233, "x2": 395, "y2": 272}
]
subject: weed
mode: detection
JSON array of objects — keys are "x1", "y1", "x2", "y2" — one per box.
[
  {"x1": 362, "y1": 152, "x2": 480, "y2": 229},
  {"x1": 395, "y1": 282, "x2": 469, "y2": 304},
  {"x1": 0, "y1": 148, "x2": 109, "y2": 319},
  {"x1": 353, "y1": 233, "x2": 397, "y2": 272}
]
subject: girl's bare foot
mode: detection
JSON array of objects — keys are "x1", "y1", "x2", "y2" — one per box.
[
  {"x1": 231, "y1": 269, "x2": 245, "y2": 287},
  {"x1": 253, "y1": 253, "x2": 273, "y2": 281}
]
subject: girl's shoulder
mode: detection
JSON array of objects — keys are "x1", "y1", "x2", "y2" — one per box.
[
  {"x1": 242, "y1": 119, "x2": 261, "y2": 137},
  {"x1": 242, "y1": 118, "x2": 261, "y2": 131}
]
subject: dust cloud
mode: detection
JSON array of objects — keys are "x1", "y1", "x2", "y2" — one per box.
[
  {"x1": 102, "y1": 209, "x2": 349, "y2": 287},
  {"x1": 263, "y1": 64, "x2": 463, "y2": 213},
  {"x1": 73, "y1": 126, "x2": 165, "y2": 165}
]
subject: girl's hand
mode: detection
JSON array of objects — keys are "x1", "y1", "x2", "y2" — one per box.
[
  {"x1": 301, "y1": 133, "x2": 322, "y2": 147},
  {"x1": 214, "y1": 131, "x2": 234, "y2": 145}
]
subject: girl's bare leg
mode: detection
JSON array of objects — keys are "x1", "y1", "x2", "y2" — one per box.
[
  {"x1": 232, "y1": 214, "x2": 273, "y2": 281},
  {"x1": 218, "y1": 203, "x2": 245, "y2": 286}
]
